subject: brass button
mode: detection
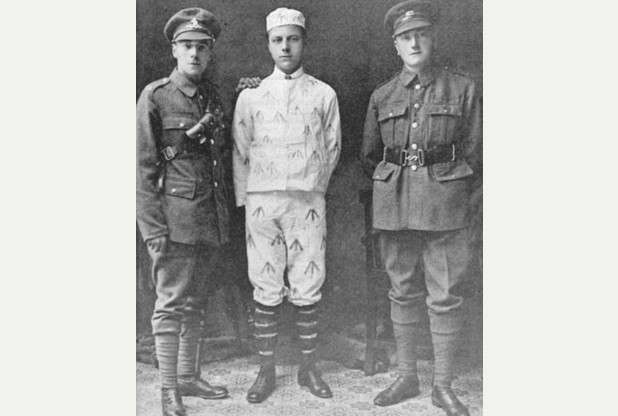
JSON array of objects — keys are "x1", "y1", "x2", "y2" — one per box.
[
  {"x1": 443, "y1": 107, "x2": 448, "y2": 113},
  {"x1": 411, "y1": 143, "x2": 418, "y2": 150},
  {"x1": 389, "y1": 112, "x2": 393, "y2": 117},
  {"x1": 171, "y1": 188, "x2": 177, "y2": 193},
  {"x1": 213, "y1": 160, "x2": 218, "y2": 166},
  {"x1": 214, "y1": 181, "x2": 218, "y2": 188},
  {"x1": 414, "y1": 84, "x2": 421, "y2": 90},
  {"x1": 210, "y1": 139, "x2": 215, "y2": 145},
  {"x1": 179, "y1": 122, "x2": 185, "y2": 128},
  {"x1": 411, "y1": 165, "x2": 418, "y2": 171},
  {"x1": 414, "y1": 103, "x2": 420, "y2": 109},
  {"x1": 412, "y1": 122, "x2": 418, "y2": 128}
]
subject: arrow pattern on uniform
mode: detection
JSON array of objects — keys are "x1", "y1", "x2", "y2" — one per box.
[
  {"x1": 262, "y1": 91, "x2": 274, "y2": 101},
  {"x1": 247, "y1": 233, "x2": 255, "y2": 248},
  {"x1": 266, "y1": 162, "x2": 278, "y2": 175},
  {"x1": 289, "y1": 149, "x2": 304, "y2": 159},
  {"x1": 305, "y1": 208, "x2": 319, "y2": 221},
  {"x1": 273, "y1": 112, "x2": 286, "y2": 123},
  {"x1": 304, "y1": 261, "x2": 320, "y2": 275},
  {"x1": 271, "y1": 234, "x2": 285, "y2": 246},
  {"x1": 253, "y1": 163, "x2": 264, "y2": 174},
  {"x1": 262, "y1": 262, "x2": 276, "y2": 275},
  {"x1": 252, "y1": 206, "x2": 265, "y2": 218},
  {"x1": 290, "y1": 239, "x2": 304, "y2": 251},
  {"x1": 256, "y1": 111, "x2": 264, "y2": 121}
]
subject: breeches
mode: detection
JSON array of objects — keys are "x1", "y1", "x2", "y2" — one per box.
[
  {"x1": 379, "y1": 228, "x2": 470, "y2": 325},
  {"x1": 245, "y1": 191, "x2": 326, "y2": 307},
  {"x1": 149, "y1": 241, "x2": 218, "y2": 335}
]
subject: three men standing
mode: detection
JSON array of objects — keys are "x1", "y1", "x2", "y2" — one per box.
[
  {"x1": 232, "y1": 7, "x2": 341, "y2": 404},
  {"x1": 137, "y1": 2, "x2": 480, "y2": 415},
  {"x1": 360, "y1": 1, "x2": 482, "y2": 415}
]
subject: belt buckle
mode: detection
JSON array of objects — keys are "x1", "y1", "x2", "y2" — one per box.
[
  {"x1": 162, "y1": 146, "x2": 176, "y2": 161},
  {"x1": 403, "y1": 148, "x2": 424, "y2": 167}
]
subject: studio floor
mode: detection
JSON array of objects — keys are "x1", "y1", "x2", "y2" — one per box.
[{"x1": 137, "y1": 342, "x2": 483, "y2": 416}]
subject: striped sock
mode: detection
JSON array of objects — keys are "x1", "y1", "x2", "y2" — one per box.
[
  {"x1": 294, "y1": 304, "x2": 319, "y2": 367},
  {"x1": 253, "y1": 303, "x2": 280, "y2": 367}
]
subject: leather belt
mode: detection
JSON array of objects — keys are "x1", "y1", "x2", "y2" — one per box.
[
  {"x1": 161, "y1": 138, "x2": 206, "y2": 161},
  {"x1": 383, "y1": 143, "x2": 459, "y2": 167}
]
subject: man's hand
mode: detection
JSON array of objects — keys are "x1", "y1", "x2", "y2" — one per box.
[
  {"x1": 147, "y1": 235, "x2": 168, "y2": 254},
  {"x1": 235, "y1": 77, "x2": 261, "y2": 93}
]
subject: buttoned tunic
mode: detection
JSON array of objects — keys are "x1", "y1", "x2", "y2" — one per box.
[
  {"x1": 136, "y1": 69, "x2": 232, "y2": 246},
  {"x1": 232, "y1": 66, "x2": 341, "y2": 207},
  {"x1": 360, "y1": 65, "x2": 482, "y2": 231}
]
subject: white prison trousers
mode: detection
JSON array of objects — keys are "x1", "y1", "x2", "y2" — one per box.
[{"x1": 245, "y1": 191, "x2": 326, "y2": 307}]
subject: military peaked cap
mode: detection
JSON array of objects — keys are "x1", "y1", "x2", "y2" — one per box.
[
  {"x1": 164, "y1": 8, "x2": 221, "y2": 42},
  {"x1": 384, "y1": 0, "x2": 440, "y2": 37}
]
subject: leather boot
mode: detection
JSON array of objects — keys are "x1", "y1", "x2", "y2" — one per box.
[
  {"x1": 161, "y1": 387, "x2": 186, "y2": 416},
  {"x1": 298, "y1": 364, "x2": 333, "y2": 398},
  {"x1": 247, "y1": 364, "x2": 276, "y2": 403},
  {"x1": 178, "y1": 375, "x2": 228, "y2": 400},
  {"x1": 432, "y1": 386, "x2": 470, "y2": 416},
  {"x1": 373, "y1": 374, "x2": 420, "y2": 406}
]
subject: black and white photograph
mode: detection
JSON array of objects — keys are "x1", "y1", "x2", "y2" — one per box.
[
  {"x1": 135, "y1": 1, "x2": 482, "y2": 415},
  {"x1": 6, "y1": 1, "x2": 618, "y2": 416}
]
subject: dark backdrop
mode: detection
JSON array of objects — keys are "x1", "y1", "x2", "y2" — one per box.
[
  {"x1": 137, "y1": 0, "x2": 482, "y2": 160},
  {"x1": 136, "y1": 0, "x2": 483, "y2": 356}
]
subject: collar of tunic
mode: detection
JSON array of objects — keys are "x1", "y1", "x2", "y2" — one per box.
[
  {"x1": 169, "y1": 68, "x2": 201, "y2": 97},
  {"x1": 270, "y1": 65, "x2": 305, "y2": 80},
  {"x1": 399, "y1": 64, "x2": 436, "y2": 88}
]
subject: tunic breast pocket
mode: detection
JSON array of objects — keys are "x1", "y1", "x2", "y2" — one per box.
[
  {"x1": 378, "y1": 102, "x2": 408, "y2": 147},
  {"x1": 425, "y1": 104, "x2": 462, "y2": 145},
  {"x1": 161, "y1": 116, "x2": 197, "y2": 146}
]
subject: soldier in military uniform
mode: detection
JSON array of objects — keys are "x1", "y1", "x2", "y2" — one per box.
[
  {"x1": 360, "y1": 2, "x2": 482, "y2": 415},
  {"x1": 136, "y1": 8, "x2": 237, "y2": 416}
]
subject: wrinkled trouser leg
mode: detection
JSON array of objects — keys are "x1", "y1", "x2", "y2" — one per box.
[
  {"x1": 380, "y1": 229, "x2": 470, "y2": 386},
  {"x1": 245, "y1": 191, "x2": 326, "y2": 307},
  {"x1": 150, "y1": 242, "x2": 216, "y2": 387}
]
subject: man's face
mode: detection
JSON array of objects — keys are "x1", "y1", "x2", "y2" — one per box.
[
  {"x1": 172, "y1": 39, "x2": 213, "y2": 83},
  {"x1": 267, "y1": 25, "x2": 304, "y2": 74},
  {"x1": 394, "y1": 27, "x2": 434, "y2": 72}
]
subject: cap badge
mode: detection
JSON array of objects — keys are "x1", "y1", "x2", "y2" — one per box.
[
  {"x1": 187, "y1": 17, "x2": 201, "y2": 29},
  {"x1": 405, "y1": 10, "x2": 417, "y2": 17}
]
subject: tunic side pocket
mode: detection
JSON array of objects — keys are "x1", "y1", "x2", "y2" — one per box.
[{"x1": 372, "y1": 161, "x2": 397, "y2": 182}]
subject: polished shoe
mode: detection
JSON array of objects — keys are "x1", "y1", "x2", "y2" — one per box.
[
  {"x1": 373, "y1": 374, "x2": 420, "y2": 406},
  {"x1": 178, "y1": 376, "x2": 229, "y2": 400},
  {"x1": 432, "y1": 386, "x2": 470, "y2": 416},
  {"x1": 298, "y1": 365, "x2": 333, "y2": 398},
  {"x1": 247, "y1": 365, "x2": 276, "y2": 403},
  {"x1": 161, "y1": 387, "x2": 186, "y2": 416}
]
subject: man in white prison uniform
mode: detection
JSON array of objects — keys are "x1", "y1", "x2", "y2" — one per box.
[{"x1": 232, "y1": 7, "x2": 341, "y2": 405}]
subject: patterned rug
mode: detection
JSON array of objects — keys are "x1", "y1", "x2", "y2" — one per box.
[{"x1": 137, "y1": 356, "x2": 483, "y2": 416}]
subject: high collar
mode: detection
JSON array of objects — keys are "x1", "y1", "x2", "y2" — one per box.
[
  {"x1": 399, "y1": 64, "x2": 436, "y2": 88},
  {"x1": 271, "y1": 65, "x2": 305, "y2": 80},
  {"x1": 169, "y1": 68, "x2": 203, "y2": 97}
]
